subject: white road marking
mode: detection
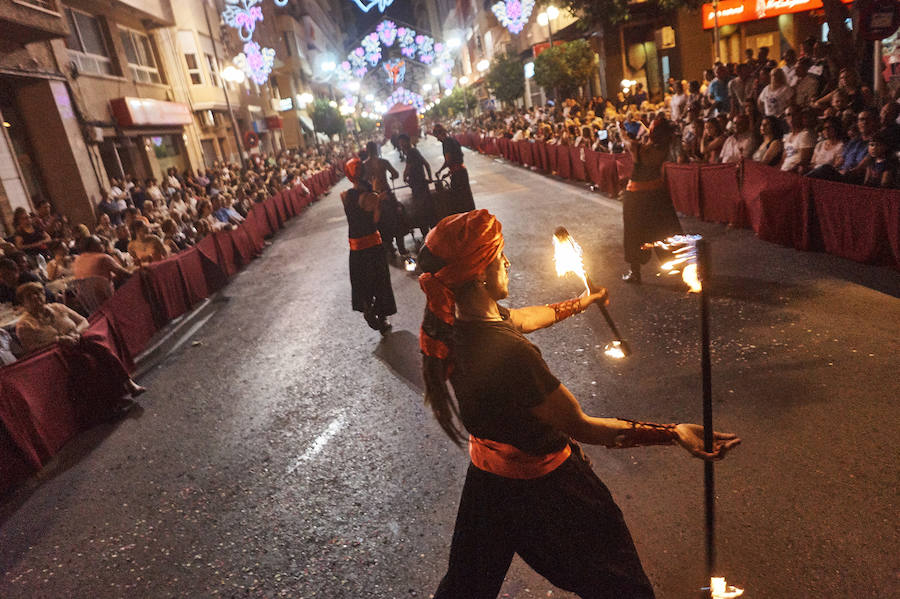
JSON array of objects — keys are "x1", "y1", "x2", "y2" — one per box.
[{"x1": 286, "y1": 413, "x2": 346, "y2": 474}]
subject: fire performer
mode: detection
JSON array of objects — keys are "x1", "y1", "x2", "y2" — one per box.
[
  {"x1": 341, "y1": 155, "x2": 396, "y2": 334},
  {"x1": 621, "y1": 117, "x2": 682, "y2": 284},
  {"x1": 398, "y1": 133, "x2": 436, "y2": 235},
  {"x1": 418, "y1": 210, "x2": 740, "y2": 598},
  {"x1": 432, "y1": 123, "x2": 475, "y2": 215}
]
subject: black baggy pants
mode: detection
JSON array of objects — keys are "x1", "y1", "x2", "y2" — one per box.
[{"x1": 434, "y1": 450, "x2": 655, "y2": 599}]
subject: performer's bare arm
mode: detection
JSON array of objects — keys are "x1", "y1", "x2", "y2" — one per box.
[
  {"x1": 508, "y1": 289, "x2": 608, "y2": 334},
  {"x1": 383, "y1": 159, "x2": 399, "y2": 180},
  {"x1": 531, "y1": 384, "x2": 741, "y2": 459}
]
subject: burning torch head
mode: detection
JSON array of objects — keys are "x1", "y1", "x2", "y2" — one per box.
[{"x1": 552, "y1": 227, "x2": 590, "y2": 293}]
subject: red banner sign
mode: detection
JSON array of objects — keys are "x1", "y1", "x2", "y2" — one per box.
[
  {"x1": 701, "y1": 0, "x2": 852, "y2": 29},
  {"x1": 532, "y1": 40, "x2": 565, "y2": 57}
]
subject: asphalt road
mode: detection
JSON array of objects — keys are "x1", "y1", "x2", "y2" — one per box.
[{"x1": 1, "y1": 138, "x2": 898, "y2": 599}]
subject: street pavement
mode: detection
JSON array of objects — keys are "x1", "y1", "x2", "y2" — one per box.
[{"x1": 1, "y1": 138, "x2": 898, "y2": 599}]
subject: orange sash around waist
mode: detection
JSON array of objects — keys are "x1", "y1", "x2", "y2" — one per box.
[
  {"x1": 469, "y1": 435, "x2": 571, "y2": 480},
  {"x1": 349, "y1": 231, "x2": 382, "y2": 251},
  {"x1": 626, "y1": 178, "x2": 665, "y2": 192},
  {"x1": 448, "y1": 163, "x2": 466, "y2": 174}
]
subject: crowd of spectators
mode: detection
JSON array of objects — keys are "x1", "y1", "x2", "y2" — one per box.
[
  {"x1": 0, "y1": 142, "x2": 349, "y2": 363},
  {"x1": 455, "y1": 38, "x2": 900, "y2": 189}
]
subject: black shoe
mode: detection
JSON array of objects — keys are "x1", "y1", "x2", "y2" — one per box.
[
  {"x1": 378, "y1": 318, "x2": 392, "y2": 335},
  {"x1": 364, "y1": 305, "x2": 380, "y2": 330},
  {"x1": 622, "y1": 269, "x2": 641, "y2": 284}
]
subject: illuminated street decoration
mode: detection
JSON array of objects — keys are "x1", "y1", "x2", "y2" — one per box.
[
  {"x1": 383, "y1": 59, "x2": 406, "y2": 85},
  {"x1": 415, "y1": 35, "x2": 435, "y2": 64},
  {"x1": 234, "y1": 41, "x2": 275, "y2": 85},
  {"x1": 377, "y1": 20, "x2": 397, "y2": 46},
  {"x1": 386, "y1": 87, "x2": 424, "y2": 113},
  {"x1": 351, "y1": 0, "x2": 394, "y2": 13},
  {"x1": 273, "y1": 0, "x2": 288, "y2": 5},
  {"x1": 362, "y1": 33, "x2": 382, "y2": 65},
  {"x1": 397, "y1": 27, "x2": 417, "y2": 58},
  {"x1": 491, "y1": 0, "x2": 535, "y2": 35},
  {"x1": 222, "y1": 0, "x2": 264, "y2": 42}
]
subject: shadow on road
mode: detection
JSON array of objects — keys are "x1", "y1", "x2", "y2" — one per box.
[{"x1": 374, "y1": 329, "x2": 424, "y2": 394}]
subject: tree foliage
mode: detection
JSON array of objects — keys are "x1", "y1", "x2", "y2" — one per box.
[
  {"x1": 309, "y1": 99, "x2": 345, "y2": 137},
  {"x1": 555, "y1": 0, "x2": 702, "y2": 29},
  {"x1": 534, "y1": 39, "x2": 596, "y2": 99},
  {"x1": 485, "y1": 51, "x2": 525, "y2": 105},
  {"x1": 356, "y1": 116, "x2": 377, "y2": 134},
  {"x1": 425, "y1": 87, "x2": 470, "y2": 119}
]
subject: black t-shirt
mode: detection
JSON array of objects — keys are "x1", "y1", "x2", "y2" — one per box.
[{"x1": 450, "y1": 306, "x2": 568, "y2": 455}]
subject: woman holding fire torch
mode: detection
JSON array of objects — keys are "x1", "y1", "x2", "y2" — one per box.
[{"x1": 419, "y1": 210, "x2": 740, "y2": 598}]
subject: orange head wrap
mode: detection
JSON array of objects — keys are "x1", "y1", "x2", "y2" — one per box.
[
  {"x1": 418, "y1": 209, "x2": 503, "y2": 361},
  {"x1": 345, "y1": 157, "x2": 361, "y2": 184}
]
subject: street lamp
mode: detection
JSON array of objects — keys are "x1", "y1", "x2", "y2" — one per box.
[
  {"x1": 537, "y1": 5, "x2": 559, "y2": 46},
  {"x1": 476, "y1": 59, "x2": 489, "y2": 73}
]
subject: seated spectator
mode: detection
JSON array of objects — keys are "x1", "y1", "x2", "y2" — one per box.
[
  {"x1": 700, "y1": 117, "x2": 727, "y2": 163},
  {"x1": 879, "y1": 102, "x2": 900, "y2": 152},
  {"x1": 815, "y1": 68, "x2": 870, "y2": 113},
  {"x1": 95, "y1": 213, "x2": 114, "y2": 240},
  {"x1": 33, "y1": 201, "x2": 60, "y2": 235},
  {"x1": 72, "y1": 236, "x2": 132, "y2": 301},
  {"x1": 45, "y1": 241, "x2": 74, "y2": 280},
  {"x1": 719, "y1": 114, "x2": 759, "y2": 163},
  {"x1": 128, "y1": 220, "x2": 168, "y2": 264},
  {"x1": 11, "y1": 208, "x2": 51, "y2": 257},
  {"x1": 161, "y1": 218, "x2": 189, "y2": 254},
  {"x1": 810, "y1": 117, "x2": 845, "y2": 169},
  {"x1": 752, "y1": 115, "x2": 784, "y2": 166},
  {"x1": 852, "y1": 132, "x2": 897, "y2": 188},
  {"x1": 807, "y1": 108, "x2": 878, "y2": 183},
  {"x1": 0, "y1": 257, "x2": 52, "y2": 305},
  {"x1": 780, "y1": 106, "x2": 815, "y2": 173}
]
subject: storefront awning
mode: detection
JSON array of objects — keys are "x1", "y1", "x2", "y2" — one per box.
[
  {"x1": 299, "y1": 115, "x2": 315, "y2": 133},
  {"x1": 110, "y1": 97, "x2": 192, "y2": 127}
]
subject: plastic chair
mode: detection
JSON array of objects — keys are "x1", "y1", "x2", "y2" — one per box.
[{"x1": 69, "y1": 277, "x2": 113, "y2": 315}]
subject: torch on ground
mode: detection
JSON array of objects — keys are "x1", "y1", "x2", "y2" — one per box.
[
  {"x1": 552, "y1": 227, "x2": 630, "y2": 359},
  {"x1": 642, "y1": 234, "x2": 744, "y2": 599}
]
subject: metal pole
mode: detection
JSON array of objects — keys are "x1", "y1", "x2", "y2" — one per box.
[
  {"x1": 548, "y1": 20, "x2": 554, "y2": 46},
  {"x1": 204, "y1": 0, "x2": 247, "y2": 171},
  {"x1": 713, "y1": 0, "x2": 721, "y2": 63},
  {"x1": 697, "y1": 238, "x2": 716, "y2": 591}
]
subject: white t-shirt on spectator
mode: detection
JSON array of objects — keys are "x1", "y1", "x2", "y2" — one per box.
[
  {"x1": 670, "y1": 93, "x2": 688, "y2": 122},
  {"x1": 719, "y1": 133, "x2": 758, "y2": 163},
  {"x1": 758, "y1": 85, "x2": 794, "y2": 116},
  {"x1": 811, "y1": 139, "x2": 844, "y2": 168},
  {"x1": 782, "y1": 65, "x2": 798, "y2": 87},
  {"x1": 780, "y1": 130, "x2": 815, "y2": 171}
]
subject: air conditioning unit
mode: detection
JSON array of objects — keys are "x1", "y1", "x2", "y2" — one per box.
[{"x1": 85, "y1": 126, "x2": 104, "y2": 143}]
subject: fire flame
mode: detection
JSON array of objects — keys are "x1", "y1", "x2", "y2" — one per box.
[
  {"x1": 603, "y1": 340, "x2": 626, "y2": 359},
  {"x1": 710, "y1": 577, "x2": 744, "y2": 598},
  {"x1": 645, "y1": 235, "x2": 703, "y2": 293},
  {"x1": 552, "y1": 233, "x2": 590, "y2": 293}
]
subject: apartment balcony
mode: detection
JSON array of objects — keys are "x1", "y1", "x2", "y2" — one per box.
[{"x1": 0, "y1": 0, "x2": 69, "y2": 45}]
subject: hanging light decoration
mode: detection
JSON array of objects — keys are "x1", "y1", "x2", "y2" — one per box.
[
  {"x1": 377, "y1": 20, "x2": 397, "y2": 46},
  {"x1": 350, "y1": 0, "x2": 394, "y2": 13},
  {"x1": 491, "y1": 0, "x2": 536, "y2": 35},
  {"x1": 222, "y1": 0, "x2": 264, "y2": 42},
  {"x1": 234, "y1": 41, "x2": 275, "y2": 85}
]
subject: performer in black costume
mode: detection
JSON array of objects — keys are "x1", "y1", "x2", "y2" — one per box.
[
  {"x1": 399, "y1": 133, "x2": 435, "y2": 235},
  {"x1": 418, "y1": 210, "x2": 740, "y2": 598},
  {"x1": 362, "y1": 141, "x2": 407, "y2": 256},
  {"x1": 341, "y1": 155, "x2": 396, "y2": 334},
  {"x1": 620, "y1": 117, "x2": 682, "y2": 284},
  {"x1": 432, "y1": 123, "x2": 475, "y2": 214}
]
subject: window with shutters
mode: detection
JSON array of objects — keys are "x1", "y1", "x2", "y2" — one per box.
[
  {"x1": 64, "y1": 7, "x2": 113, "y2": 76},
  {"x1": 119, "y1": 27, "x2": 162, "y2": 84}
]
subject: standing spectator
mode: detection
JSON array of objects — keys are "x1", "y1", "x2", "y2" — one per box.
[
  {"x1": 670, "y1": 81, "x2": 688, "y2": 123},
  {"x1": 97, "y1": 190, "x2": 123, "y2": 226},
  {"x1": 757, "y1": 68, "x2": 794, "y2": 117},
  {"x1": 706, "y1": 66, "x2": 730, "y2": 114},
  {"x1": 793, "y1": 57, "x2": 819, "y2": 106},
  {"x1": 781, "y1": 48, "x2": 798, "y2": 86},
  {"x1": 728, "y1": 63, "x2": 752, "y2": 114}
]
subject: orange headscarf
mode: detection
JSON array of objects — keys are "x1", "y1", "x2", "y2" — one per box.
[
  {"x1": 418, "y1": 209, "x2": 503, "y2": 360},
  {"x1": 345, "y1": 157, "x2": 361, "y2": 184}
]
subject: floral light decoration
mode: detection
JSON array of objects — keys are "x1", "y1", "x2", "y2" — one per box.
[
  {"x1": 491, "y1": 0, "x2": 536, "y2": 35},
  {"x1": 386, "y1": 86, "x2": 424, "y2": 113},
  {"x1": 377, "y1": 20, "x2": 397, "y2": 46},
  {"x1": 415, "y1": 35, "x2": 435, "y2": 64},
  {"x1": 351, "y1": 0, "x2": 394, "y2": 12},
  {"x1": 383, "y1": 58, "x2": 406, "y2": 85},
  {"x1": 348, "y1": 47, "x2": 368, "y2": 78},
  {"x1": 234, "y1": 41, "x2": 275, "y2": 85},
  {"x1": 222, "y1": 0, "x2": 264, "y2": 42},
  {"x1": 397, "y1": 27, "x2": 417, "y2": 58},
  {"x1": 361, "y1": 33, "x2": 382, "y2": 66},
  {"x1": 273, "y1": 0, "x2": 288, "y2": 5}
]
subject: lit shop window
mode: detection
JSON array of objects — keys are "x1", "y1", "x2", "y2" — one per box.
[
  {"x1": 120, "y1": 28, "x2": 162, "y2": 84},
  {"x1": 64, "y1": 7, "x2": 113, "y2": 76}
]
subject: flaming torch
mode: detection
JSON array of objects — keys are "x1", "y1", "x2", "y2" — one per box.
[
  {"x1": 552, "y1": 227, "x2": 630, "y2": 358},
  {"x1": 642, "y1": 235, "x2": 744, "y2": 598}
]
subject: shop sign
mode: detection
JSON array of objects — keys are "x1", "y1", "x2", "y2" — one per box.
[
  {"x1": 265, "y1": 116, "x2": 283, "y2": 129},
  {"x1": 859, "y1": 0, "x2": 899, "y2": 41},
  {"x1": 110, "y1": 97, "x2": 192, "y2": 127},
  {"x1": 532, "y1": 40, "x2": 564, "y2": 57},
  {"x1": 701, "y1": 0, "x2": 852, "y2": 29}
]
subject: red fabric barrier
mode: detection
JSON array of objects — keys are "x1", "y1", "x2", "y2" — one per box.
[
  {"x1": 615, "y1": 153, "x2": 634, "y2": 186},
  {"x1": 0, "y1": 348, "x2": 77, "y2": 467},
  {"x1": 518, "y1": 141, "x2": 533, "y2": 167},
  {"x1": 272, "y1": 191, "x2": 288, "y2": 225},
  {"x1": 546, "y1": 143, "x2": 559, "y2": 173},
  {"x1": 282, "y1": 189, "x2": 297, "y2": 218},
  {"x1": 241, "y1": 211, "x2": 266, "y2": 252},
  {"x1": 85, "y1": 312, "x2": 134, "y2": 372},
  {"x1": 556, "y1": 144, "x2": 572, "y2": 179},
  {"x1": 740, "y1": 162, "x2": 810, "y2": 249},
  {"x1": 533, "y1": 140, "x2": 548, "y2": 172},
  {"x1": 664, "y1": 163, "x2": 702, "y2": 217},
  {"x1": 810, "y1": 179, "x2": 895, "y2": 265},
  {"x1": 145, "y1": 256, "x2": 190, "y2": 321},
  {"x1": 263, "y1": 197, "x2": 281, "y2": 231},
  {"x1": 699, "y1": 163, "x2": 742, "y2": 225},
  {"x1": 212, "y1": 231, "x2": 238, "y2": 277},
  {"x1": 585, "y1": 151, "x2": 618, "y2": 195},
  {"x1": 0, "y1": 425, "x2": 35, "y2": 495},
  {"x1": 883, "y1": 192, "x2": 900, "y2": 269},
  {"x1": 569, "y1": 147, "x2": 587, "y2": 182},
  {"x1": 177, "y1": 247, "x2": 215, "y2": 306},
  {"x1": 229, "y1": 227, "x2": 255, "y2": 267},
  {"x1": 99, "y1": 276, "x2": 157, "y2": 360},
  {"x1": 249, "y1": 205, "x2": 272, "y2": 239}
]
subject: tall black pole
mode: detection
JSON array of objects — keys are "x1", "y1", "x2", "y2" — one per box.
[{"x1": 697, "y1": 238, "x2": 715, "y2": 592}]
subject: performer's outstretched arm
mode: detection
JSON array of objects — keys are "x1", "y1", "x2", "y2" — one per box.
[{"x1": 508, "y1": 289, "x2": 607, "y2": 334}]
